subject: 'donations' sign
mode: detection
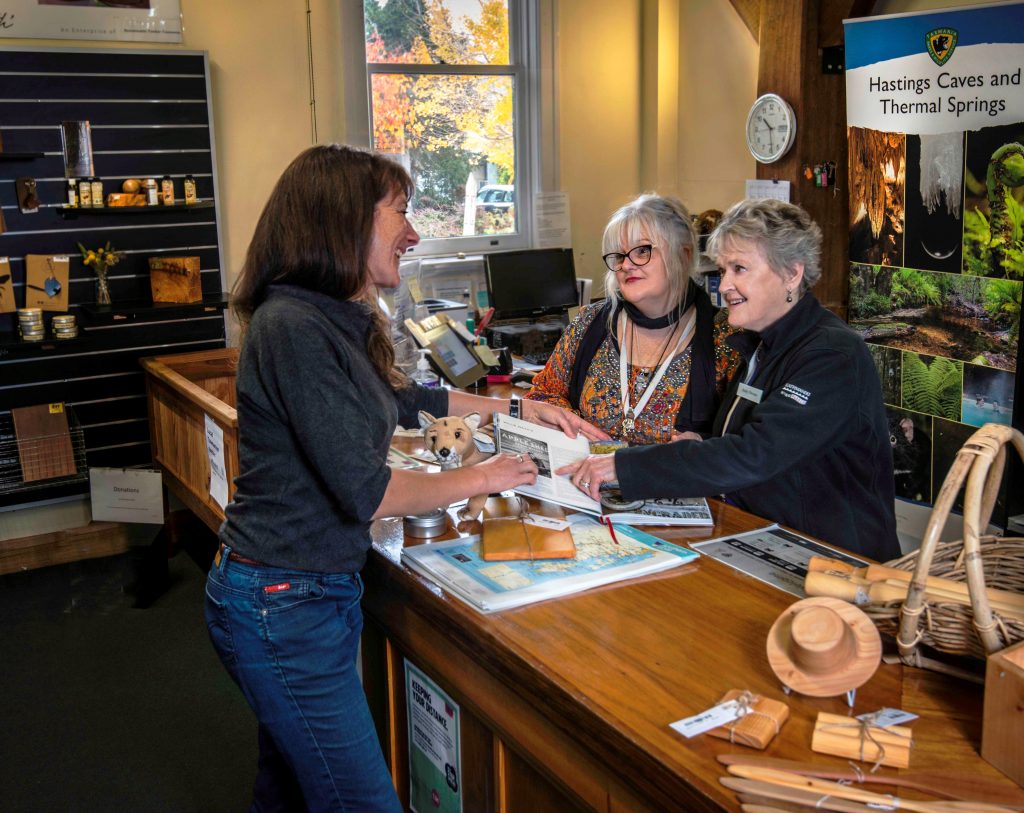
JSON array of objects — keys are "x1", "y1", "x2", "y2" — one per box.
[{"x1": 844, "y1": 3, "x2": 1023, "y2": 520}]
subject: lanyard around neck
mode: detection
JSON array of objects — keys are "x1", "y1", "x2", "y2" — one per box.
[{"x1": 618, "y1": 306, "x2": 696, "y2": 430}]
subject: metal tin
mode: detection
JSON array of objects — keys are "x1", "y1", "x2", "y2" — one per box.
[
  {"x1": 52, "y1": 315, "x2": 76, "y2": 326},
  {"x1": 403, "y1": 508, "x2": 449, "y2": 539}
]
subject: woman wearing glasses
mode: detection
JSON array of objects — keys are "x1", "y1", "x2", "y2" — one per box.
[
  {"x1": 560, "y1": 198, "x2": 900, "y2": 560},
  {"x1": 526, "y1": 194, "x2": 740, "y2": 444}
]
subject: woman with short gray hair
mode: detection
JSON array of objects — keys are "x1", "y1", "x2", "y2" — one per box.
[{"x1": 562, "y1": 198, "x2": 899, "y2": 561}]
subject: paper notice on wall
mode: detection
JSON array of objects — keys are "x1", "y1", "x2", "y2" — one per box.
[
  {"x1": 745, "y1": 179, "x2": 791, "y2": 202},
  {"x1": 204, "y1": 413, "x2": 229, "y2": 510},
  {"x1": 89, "y1": 467, "x2": 164, "y2": 524},
  {"x1": 533, "y1": 192, "x2": 572, "y2": 248}
]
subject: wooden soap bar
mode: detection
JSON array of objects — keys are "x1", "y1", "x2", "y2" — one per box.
[
  {"x1": 106, "y1": 192, "x2": 146, "y2": 207},
  {"x1": 707, "y1": 690, "x2": 789, "y2": 749},
  {"x1": 149, "y1": 256, "x2": 201, "y2": 303},
  {"x1": 811, "y1": 711, "x2": 911, "y2": 768}
]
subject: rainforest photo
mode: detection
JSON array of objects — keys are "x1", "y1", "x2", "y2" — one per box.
[
  {"x1": 868, "y1": 342, "x2": 902, "y2": 406},
  {"x1": 850, "y1": 263, "x2": 1021, "y2": 373},
  {"x1": 963, "y1": 124, "x2": 1024, "y2": 280}
]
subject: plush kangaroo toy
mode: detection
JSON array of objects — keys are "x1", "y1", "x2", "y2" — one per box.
[{"x1": 418, "y1": 411, "x2": 492, "y2": 531}]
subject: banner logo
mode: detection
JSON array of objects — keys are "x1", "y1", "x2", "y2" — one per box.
[{"x1": 926, "y1": 28, "x2": 958, "y2": 66}]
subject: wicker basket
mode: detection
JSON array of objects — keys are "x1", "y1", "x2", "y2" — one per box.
[{"x1": 864, "y1": 424, "x2": 1024, "y2": 666}]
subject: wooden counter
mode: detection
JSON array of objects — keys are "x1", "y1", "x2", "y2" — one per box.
[
  {"x1": 140, "y1": 354, "x2": 1018, "y2": 812},
  {"x1": 362, "y1": 437, "x2": 1018, "y2": 813}
]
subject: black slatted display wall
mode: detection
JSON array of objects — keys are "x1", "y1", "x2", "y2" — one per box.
[{"x1": 0, "y1": 46, "x2": 227, "y2": 510}]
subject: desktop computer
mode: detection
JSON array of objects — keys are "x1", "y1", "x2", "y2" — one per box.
[{"x1": 483, "y1": 248, "x2": 577, "y2": 364}]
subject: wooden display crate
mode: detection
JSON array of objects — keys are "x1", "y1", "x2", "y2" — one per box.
[{"x1": 141, "y1": 348, "x2": 239, "y2": 534}]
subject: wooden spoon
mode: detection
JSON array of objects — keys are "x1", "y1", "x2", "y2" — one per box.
[
  {"x1": 727, "y1": 765, "x2": 1018, "y2": 813},
  {"x1": 717, "y1": 753, "x2": 1024, "y2": 809}
]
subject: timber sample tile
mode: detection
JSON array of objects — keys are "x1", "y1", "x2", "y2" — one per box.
[
  {"x1": 149, "y1": 256, "x2": 202, "y2": 303},
  {"x1": 11, "y1": 403, "x2": 76, "y2": 483}
]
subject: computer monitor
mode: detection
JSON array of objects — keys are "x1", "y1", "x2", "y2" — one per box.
[{"x1": 485, "y1": 248, "x2": 578, "y2": 321}]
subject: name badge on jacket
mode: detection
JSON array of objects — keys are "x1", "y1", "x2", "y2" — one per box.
[{"x1": 737, "y1": 383, "x2": 763, "y2": 404}]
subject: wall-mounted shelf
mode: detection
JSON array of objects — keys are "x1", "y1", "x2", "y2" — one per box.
[
  {"x1": 0, "y1": 152, "x2": 44, "y2": 161},
  {"x1": 58, "y1": 200, "x2": 215, "y2": 219},
  {"x1": 80, "y1": 293, "x2": 229, "y2": 325}
]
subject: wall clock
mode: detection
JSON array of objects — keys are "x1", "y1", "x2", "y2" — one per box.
[{"x1": 745, "y1": 93, "x2": 797, "y2": 164}]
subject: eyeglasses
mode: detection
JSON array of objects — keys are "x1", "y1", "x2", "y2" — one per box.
[{"x1": 602, "y1": 244, "x2": 656, "y2": 272}]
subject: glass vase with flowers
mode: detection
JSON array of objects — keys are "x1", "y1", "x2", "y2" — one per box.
[{"x1": 78, "y1": 241, "x2": 122, "y2": 305}]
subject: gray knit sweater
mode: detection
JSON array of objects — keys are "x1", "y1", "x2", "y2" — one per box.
[{"x1": 220, "y1": 284, "x2": 448, "y2": 572}]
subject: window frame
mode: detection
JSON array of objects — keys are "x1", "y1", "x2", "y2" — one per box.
[{"x1": 349, "y1": 0, "x2": 542, "y2": 258}]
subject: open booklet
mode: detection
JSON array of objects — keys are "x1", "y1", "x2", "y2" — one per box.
[{"x1": 492, "y1": 414, "x2": 713, "y2": 526}]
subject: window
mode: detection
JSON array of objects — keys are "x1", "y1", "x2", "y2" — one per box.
[{"x1": 361, "y1": 0, "x2": 537, "y2": 255}]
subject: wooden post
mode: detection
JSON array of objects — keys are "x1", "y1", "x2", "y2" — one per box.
[{"x1": 755, "y1": 0, "x2": 860, "y2": 319}]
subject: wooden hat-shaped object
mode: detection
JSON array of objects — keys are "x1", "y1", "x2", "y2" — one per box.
[{"x1": 766, "y1": 596, "x2": 882, "y2": 697}]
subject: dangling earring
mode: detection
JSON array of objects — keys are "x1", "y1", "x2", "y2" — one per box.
[{"x1": 785, "y1": 289, "x2": 793, "y2": 303}]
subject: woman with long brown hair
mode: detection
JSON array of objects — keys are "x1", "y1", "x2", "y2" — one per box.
[{"x1": 207, "y1": 144, "x2": 602, "y2": 811}]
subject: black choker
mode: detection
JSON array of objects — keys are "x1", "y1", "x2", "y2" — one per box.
[{"x1": 619, "y1": 297, "x2": 683, "y2": 330}]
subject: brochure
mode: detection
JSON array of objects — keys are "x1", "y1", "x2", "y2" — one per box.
[
  {"x1": 691, "y1": 525, "x2": 868, "y2": 597},
  {"x1": 491, "y1": 413, "x2": 713, "y2": 526},
  {"x1": 401, "y1": 514, "x2": 699, "y2": 613}
]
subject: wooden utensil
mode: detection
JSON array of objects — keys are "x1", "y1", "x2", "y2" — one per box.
[
  {"x1": 723, "y1": 777, "x2": 896, "y2": 813},
  {"x1": 805, "y1": 571, "x2": 1024, "y2": 620},
  {"x1": 726, "y1": 765, "x2": 1018, "y2": 813},
  {"x1": 718, "y1": 753, "x2": 1024, "y2": 808},
  {"x1": 806, "y1": 557, "x2": 1024, "y2": 616},
  {"x1": 737, "y1": 792, "x2": 875, "y2": 813}
]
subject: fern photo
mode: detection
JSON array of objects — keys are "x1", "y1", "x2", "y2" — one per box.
[
  {"x1": 963, "y1": 125, "x2": 1024, "y2": 280},
  {"x1": 901, "y1": 353, "x2": 962, "y2": 421}
]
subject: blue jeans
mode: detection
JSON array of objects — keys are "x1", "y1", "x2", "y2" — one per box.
[{"x1": 205, "y1": 548, "x2": 401, "y2": 813}]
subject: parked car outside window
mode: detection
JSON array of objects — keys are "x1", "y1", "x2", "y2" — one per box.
[{"x1": 476, "y1": 184, "x2": 515, "y2": 213}]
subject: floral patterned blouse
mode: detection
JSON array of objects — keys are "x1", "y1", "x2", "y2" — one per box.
[{"x1": 526, "y1": 302, "x2": 742, "y2": 444}]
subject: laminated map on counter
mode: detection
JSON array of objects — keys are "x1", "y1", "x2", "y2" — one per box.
[{"x1": 401, "y1": 514, "x2": 699, "y2": 613}]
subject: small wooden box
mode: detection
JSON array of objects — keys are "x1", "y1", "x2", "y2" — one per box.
[
  {"x1": 149, "y1": 256, "x2": 201, "y2": 303},
  {"x1": 707, "y1": 689, "x2": 789, "y2": 749},
  {"x1": 983, "y1": 639, "x2": 1024, "y2": 786}
]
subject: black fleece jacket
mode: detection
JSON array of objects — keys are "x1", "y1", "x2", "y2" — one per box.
[{"x1": 615, "y1": 294, "x2": 899, "y2": 561}]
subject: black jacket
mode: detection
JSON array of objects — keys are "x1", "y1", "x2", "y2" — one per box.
[{"x1": 616, "y1": 294, "x2": 899, "y2": 561}]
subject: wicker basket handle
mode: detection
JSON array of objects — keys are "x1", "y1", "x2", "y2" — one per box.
[{"x1": 897, "y1": 424, "x2": 1024, "y2": 659}]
